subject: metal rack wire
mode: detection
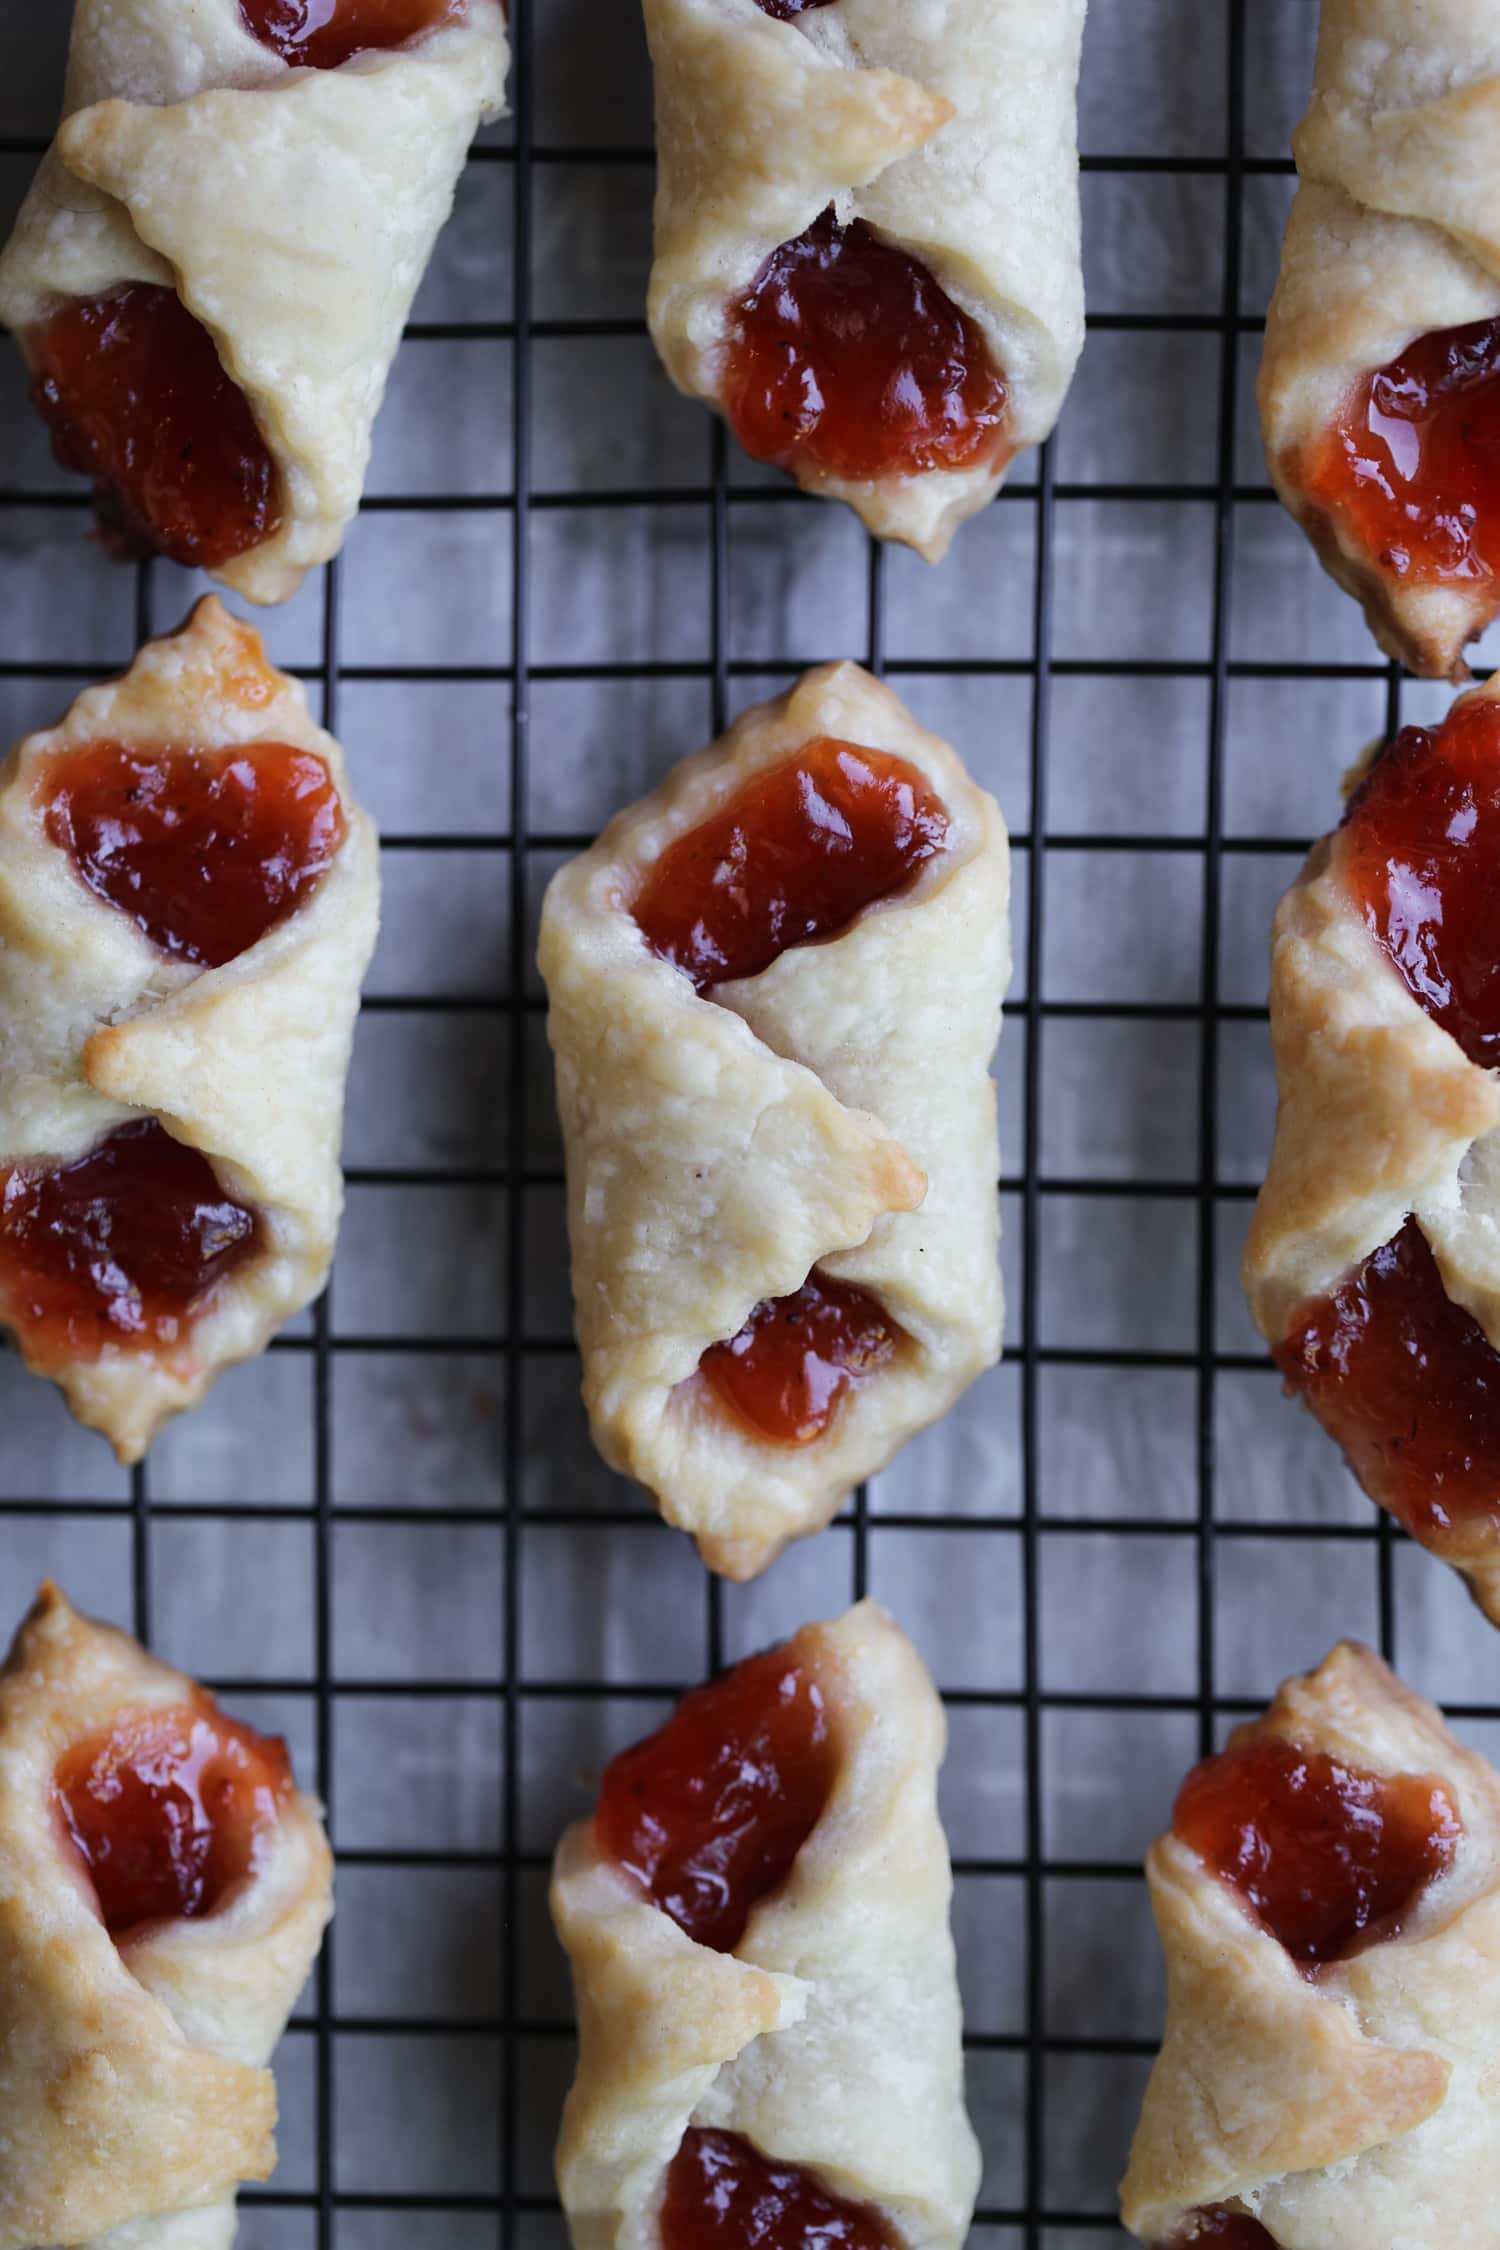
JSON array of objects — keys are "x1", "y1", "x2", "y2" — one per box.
[{"x1": 4, "y1": 0, "x2": 1478, "y2": 2244}]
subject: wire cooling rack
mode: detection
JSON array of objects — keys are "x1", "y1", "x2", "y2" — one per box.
[{"x1": 10, "y1": 3, "x2": 1500, "y2": 2247}]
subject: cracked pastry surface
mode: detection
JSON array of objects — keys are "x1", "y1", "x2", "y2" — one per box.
[
  {"x1": 538, "y1": 662, "x2": 1010, "y2": 1581},
  {"x1": 1122, "y1": 1642, "x2": 1500, "y2": 2250},
  {"x1": 0, "y1": 596, "x2": 379, "y2": 1462},
  {"x1": 642, "y1": 0, "x2": 1086, "y2": 560},
  {"x1": 1260, "y1": 0, "x2": 1500, "y2": 679},
  {"x1": 550, "y1": 1600, "x2": 980, "y2": 2250},
  {"x1": 0, "y1": 1581, "x2": 332, "y2": 2250},
  {"x1": 0, "y1": 0, "x2": 507, "y2": 602},
  {"x1": 1243, "y1": 670, "x2": 1500, "y2": 1621}
]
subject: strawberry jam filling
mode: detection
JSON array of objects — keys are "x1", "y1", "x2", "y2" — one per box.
[
  {"x1": 1277, "y1": 1221, "x2": 1500, "y2": 1555},
  {"x1": 753, "y1": 0, "x2": 837, "y2": 15},
  {"x1": 634, "y1": 739, "x2": 932, "y2": 1446},
  {"x1": 28, "y1": 285, "x2": 278, "y2": 569},
  {"x1": 239, "y1": 0, "x2": 461, "y2": 67},
  {"x1": 1340, "y1": 700, "x2": 1500, "y2": 1071},
  {"x1": 595, "y1": 1639, "x2": 835, "y2": 1953},
  {"x1": 1278, "y1": 701, "x2": 1500, "y2": 1544},
  {"x1": 632, "y1": 738, "x2": 949, "y2": 991},
  {"x1": 56, "y1": 1701, "x2": 292, "y2": 1937},
  {"x1": 41, "y1": 742, "x2": 344, "y2": 969},
  {"x1": 1172, "y1": 1730, "x2": 1460, "y2": 1968},
  {"x1": 1301, "y1": 316, "x2": 1500, "y2": 588},
  {"x1": 0, "y1": 1120, "x2": 262, "y2": 1367},
  {"x1": 722, "y1": 208, "x2": 1009, "y2": 484},
  {"x1": 662, "y1": 2129, "x2": 900, "y2": 2250},
  {"x1": 1158, "y1": 2216, "x2": 1278, "y2": 2249},
  {"x1": 700, "y1": 1273, "x2": 905, "y2": 1446}
]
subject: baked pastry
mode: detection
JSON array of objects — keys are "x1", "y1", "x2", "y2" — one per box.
[
  {"x1": 0, "y1": 0, "x2": 507, "y2": 604},
  {"x1": 0, "y1": 595, "x2": 379, "y2": 1461},
  {"x1": 1260, "y1": 0, "x2": 1500, "y2": 679},
  {"x1": 0, "y1": 1580, "x2": 332, "y2": 2250},
  {"x1": 1243, "y1": 672, "x2": 1500, "y2": 1622},
  {"x1": 1121, "y1": 1641, "x2": 1500, "y2": 2249},
  {"x1": 550, "y1": 1599, "x2": 980, "y2": 2250},
  {"x1": 538, "y1": 662, "x2": 1010, "y2": 1580},
  {"x1": 642, "y1": 0, "x2": 1087, "y2": 561}
]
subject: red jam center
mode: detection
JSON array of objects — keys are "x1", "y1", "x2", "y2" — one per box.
[
  {"x1": 1277, "y1": 1220, "x2": 1500, "y2": 1552},
  {"x1": 662, "y1": 2130, "x2": 900, "y2": 2250},
  {"x1": 56, "y1": 1703, "x2": 292, "y2": 1937},
  {"x1": 28, "y1": 286, "x2": 278, "y2": 570},
  {"x1": 1172, "y1": 1729, "x2": 1460, "y2": 1968},
  {"x1": 595, "y1": 1641, "x2": 835, "y2": 1953},
  {"x1": 239, "y1": 0, "x2": 461, "y2": 66},
  {"x1": 699, "y1": 1274, "x2": 904, "y2": 1446},
  {"x1": 722, "y1": 208, "x2": 1009, "y2": 483},
  {"x1": 1288, "y1": 704, "x2": 1500, "y2": 1543},
  {"x1": 1302, "y1": 316, "x2": 1500, "y2": 586},
  {"x1": 633, "y1": 738, "x2": 949, "y2": 991},
  {"x1": 1158, "y1": 2217, "x2": 1278, "y2": 2249},
  {"x1": 1340, "y1": 700, "x2": 1500, "y2": 1069},
  {"x1": 41, "y1": 742, "x2": 344, "y2": 969},
  {"x1": 0, "y1": 1120, "x2": 262, "y2": 1366},
  {"x1": 753, "y1": 0, "x2": 837, "y2": 14}
]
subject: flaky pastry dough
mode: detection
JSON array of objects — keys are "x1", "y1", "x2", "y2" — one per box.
[
  {"x1": 539, "y1": 663, "x2": 1009, "y2": 1580},
  {"x1": 643, "y1": 0, "x2": 1087, "y2": 561},
  {"x1": 1242, "y1": 670, "x2": 1500, "y2": 1619},
  {"x1": 0, "y1": 0, "x2": 507, "y2": 604},
  {"x1": 0, "y1": 596, "x2": 380, "y2": 1462},
  {"x1": 1122, "y1": 1642, "x2": 1500, "y2": 2250},
  {"x1": 551, "y1": 1600, "x2": 979, "y2": 2250},
  {"x1": 0, "y1": 1582, "x2": 332, "y2": 2250},
  {"x1": 1260, "y1": 0, "x2": 1500, "y2": 678}
]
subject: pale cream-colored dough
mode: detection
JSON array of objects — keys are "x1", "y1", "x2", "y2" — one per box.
[
  {"x1": 1242, "y1": 669, "x2": 1500, "y2": 1620},
  {"x1": 539, "y1": 663, "x2": 1009, "y2": 1581},
  {"x1": 1122, "y1": 1642, "x2": 1500, "y2": 2250},
  {"x1": 0, "y1": 1582, "x2": 332, "y2": 2250},
  {"x1": 0, "y1": 0, "x2": 507, "y2": 605},
  {"x1": 643, "y1": 0, "x2": 1086, "y2": 562},
  {"x1": 0, "y1": 595, "x2": 379, "y2": 1463},
  {"x1": 1260, "y1": 0, "x2": 1500, "y2": 679},
  {"x1": 551, "y1": 1601, "x2": 980, "y2": 2250}
]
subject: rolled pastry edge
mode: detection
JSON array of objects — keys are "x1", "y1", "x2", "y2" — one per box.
[
  {"x1": 542, "y1": 664, "x2": 1008, "y2": 1579},
  {"x1": 1260, "y1": 172, "x2": 1500, "y2": 677},
  {"x1": 643, "y1": 0, "x2": 1083, "y2": 560},
  {"x1": 0, "y1": 597, "x2": 380, "y2": 1463},
  {"x1": 0, "y1": 6, "x2": 508, "y2": 604}
]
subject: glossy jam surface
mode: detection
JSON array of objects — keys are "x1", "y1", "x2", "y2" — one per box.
[
  {"x1": 633, "y1": 738, "x2": 949, "y2": 991},
  {"x1": 41, "y1": 742, "x2": 344, "y2": 968},
  {"x1": 753, "y1": 0, "x2": 837, "y2": 14},
  {"x1": 1278, "y1": 1220, "x2": 1500, "y2": 1552},
  {"x1": 700, "y1": 1274, "x2": 904, "y2": 1446},
  {"x1": 661, "y1": 2130, "x2": 900, "y2": 2250},
  {"x1": 29, "y1": 286, "x2": 277, "y2": 569},
  {"x1": 1303, "y1": 316, "x2": 1500, "y2": 586},
  {"x1": 56, "y1": 1703, "x2": 292, "y2": 1937},
  {"x1": 722, "y1": 208, "x2": 1009, "y2": 483},
  {"x1": 0, "y1": 1120, "x2": 262, "y2": 1365},
  {"x1": 1173, "y1": 1729, "x2": 1461, "y2": 1967},
  {"x1": 1158, "y1": 2216, "x2": 1278, "y2": 2250},
  {"x1": 239, "y1": 0, "x2": 460, "y2": 65},
  {"x1": 595, "y1": 1641, "x2": 835, "y2": 1953},
  {"x1": 1340, "y1": 701, "x2": 1500, "y2": 1069}
]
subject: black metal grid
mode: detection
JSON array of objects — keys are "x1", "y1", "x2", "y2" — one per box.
[{"x1": 4, "y1": 1, "x2": 1481, "y2": 2245}]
